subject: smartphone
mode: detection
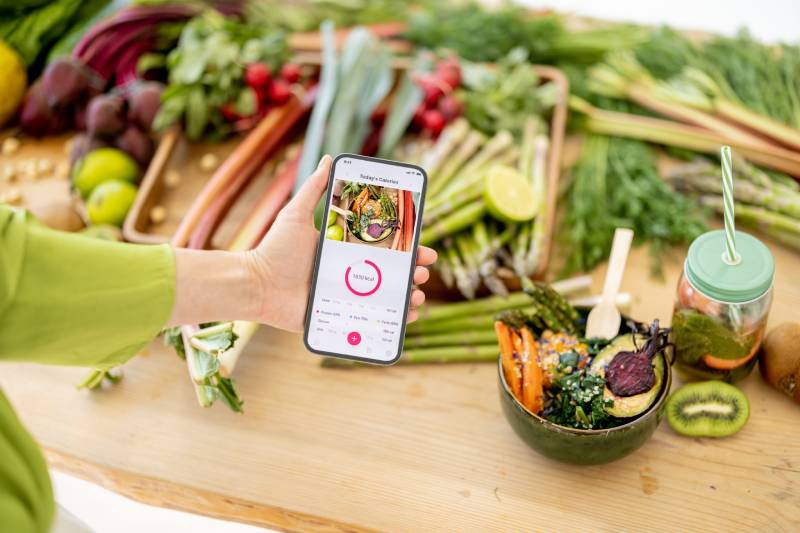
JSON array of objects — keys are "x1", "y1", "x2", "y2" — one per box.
[{"x1": 303, "y1": 154, "x2": 427, "y2": 365}]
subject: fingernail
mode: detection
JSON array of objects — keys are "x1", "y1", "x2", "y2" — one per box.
[{"x1": 317, "y1": 154, "x2": 330, "y2": 169}]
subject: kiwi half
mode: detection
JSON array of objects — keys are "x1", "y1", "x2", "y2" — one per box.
[{"x1": 666, "y1": 381, "x2": 750, "y2": 437}]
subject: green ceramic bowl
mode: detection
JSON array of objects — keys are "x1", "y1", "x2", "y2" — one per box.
[{"x1": 497, "y1": 324, "x2": 673, "y2": 465}]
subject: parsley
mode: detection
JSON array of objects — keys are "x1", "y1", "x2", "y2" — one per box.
[{"x1": 544, "y1": 368, "x2": 617, "y2": 430}]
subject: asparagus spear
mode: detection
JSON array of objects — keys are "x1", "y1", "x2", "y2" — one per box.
[
  {"x1": 419, "y1": 202, "x2": 486, "y2": 246},
  {"x1": 429, "y1": 130, "x2": 486, "y2": 196},
  {"x1": 437, "y1": 130, "x2": 515, "y2": 197},
  {"x1": 700, "y1": 195, "x2": 800, "y2": 249},
  {"x1": 416, "y1": 275, "x2": 591, "y2": 321},
  {"x1": 403, "y1": 329, "x2": 498, "y2": 348},
  {"x1": 670, "y1": 173, "x2": 800, "y2": 218},
  {"x1": 525, "y1": 135, "x2": 550, "y2": 275},
  {"x1": 455, "y1": 232, "x2": 482, "y2": 295},
  {"x1": 320, "y1": 344, "x2": 499, "y2": 368},
  {"x1": 443, "y1": 238, "x2": 474, "y2": 300},
  {"x1": 435, "y1": 245, "x2": 455, "y2": 288},
  {"x1": 421, "y1": 118, "x2": 470, "y2": 177}
]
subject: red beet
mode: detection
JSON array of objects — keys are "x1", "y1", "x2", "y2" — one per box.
[
  {"x1": 280, "y1": 63, "x2": 301, "y2": 84},
  {"x1": 267, "y1": 79, "x2": 291, "y2": 104},
  {"x1": 127, "y1": 81, "x2": 164, "y2": 132},
  {"x1": 606, "y1": 320, "x2": 670, "y2": 397},
  {"x1": 438, "y1": 95, "x2": 463, "y2": 120},
  {"x1": 73, "y1": 100, "x2": 89, "y2": 131},
  {"x1": 87, "y1": 93, "x2": 127, "y2": 138},
  {"x1": 245, "y1": 63, "x2": 271, "y2": 89},
  {"x1": 114, "y1": 125, "x2": 154, "y2": 169},
  {"x1": 20, "y1": 82, "x2": 67, "y2": 137},
  {"x1": 70, "y1": 133, "x2": 108, "y2": 165},
  {"x1": 42, "y1": 58, "x2": 92, "y2": 108},
  {"x1": 421, "y1": 109, "x2": 446, "y2": 136}
]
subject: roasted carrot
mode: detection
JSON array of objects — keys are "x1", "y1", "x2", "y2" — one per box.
[
  {"x1": 391, "y1": 189, "x2": 404, "y2": 250},
  {"x1": 520, "y1": 328, "x2": 544, "y2": 414},
  {"x1": 495, "y1": 321, "x2": 521, "y2": 398}
]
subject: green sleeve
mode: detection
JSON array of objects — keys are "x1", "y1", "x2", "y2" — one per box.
[
  {"x1": 0, "y1": 390, "x2": 54, "y2": 533},
  {"x1": 0, "y1": 205, "x2": 175, "y2": 367}
]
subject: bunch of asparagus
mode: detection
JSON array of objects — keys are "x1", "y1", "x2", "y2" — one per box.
[
  {"x1": 395, "y1": 116, "x2": 551, "y2": 299},
  {"x1": 667, "y1": 155, "x2": 800, "y2": 251},
  {"x1": 321, "y1": 276, "x2": 605, "y2": 368}
]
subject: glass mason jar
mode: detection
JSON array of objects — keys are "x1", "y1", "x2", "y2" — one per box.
[{"x1": 671, "y1": 230, "x2": 775, "y2": 383}]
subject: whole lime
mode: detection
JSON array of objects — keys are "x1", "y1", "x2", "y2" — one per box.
[
  {"x1": 326, "y1": 225, "x2": 344, "y2": 241},
  {"x1": 86, "y1": 180, "x2": 138, "y2": 227},
  {"x1": 73, "y1": 147, "x2": 139, "y2": 198},
  {"x1": 326, "y1": 209, "x2": 337, "y2": 227}
]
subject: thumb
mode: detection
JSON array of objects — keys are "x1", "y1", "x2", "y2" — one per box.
[{"x1": 287, "y1": 154, "x2": 332, "y2": 217}]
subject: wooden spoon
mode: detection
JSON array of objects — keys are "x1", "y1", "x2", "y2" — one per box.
[{"x1": 585, "y1": 228, "x2": 634, "y2": 340}]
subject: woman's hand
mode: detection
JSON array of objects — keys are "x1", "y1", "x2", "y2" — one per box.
[
  {"x1": 170, "y1": 155, "x2": 437, "y2": 330},
  {"x1": 246, "y1": 154, "x2": 437, "y2": 331}
]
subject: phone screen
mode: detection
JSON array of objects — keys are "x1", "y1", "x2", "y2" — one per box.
[{"x1": 303, "y1": 154, "x2": 427, "y2": 364}]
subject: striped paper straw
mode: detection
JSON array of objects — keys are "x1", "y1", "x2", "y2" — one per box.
[{"x1": 720, "y1": 146, "x2": 739, "y2": 264}]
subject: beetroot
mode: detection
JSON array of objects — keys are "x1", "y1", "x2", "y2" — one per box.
[
  {"x1": 114, "y1": 125, "x2": 154, "y2": 168},
  {"x1": 127, "y1": 81, "x2": 164, "y2": 132},
  {"x1": 87, "y1": 93, "x2": 127, "y2": 138},
  {"x1": 43, "y1": 58, "x2": 93, "y2": 108},
  {"x1": 20, "y1": 82, "x2": 69, "y2": 137},
  {"x1": 605, "y1": 320, "x2": 670, "y2": 397},
  {"x1": 70, "y1": 134, "x2": 108, "y2": 165}
]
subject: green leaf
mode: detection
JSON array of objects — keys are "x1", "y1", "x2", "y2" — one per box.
[
  {"x1": 162, "y1": 326, "x2": 186, "y2": 359},
  {"x1": 235, "y1": 87, "x2": 258, "y2": 117},
  {"x1": 185, "y1": 86, "x2": 209, "y2": 140},
  {"x1": 137, "y1": 53, "x2": 166, "y2": 76}
]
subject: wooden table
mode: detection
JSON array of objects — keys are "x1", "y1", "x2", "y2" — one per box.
[{"x1": 1, "y1": 239, "x2": 798, "y2": 531}]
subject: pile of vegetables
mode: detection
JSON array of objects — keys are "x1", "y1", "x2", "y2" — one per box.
[
  {"x1": 153, "y1": 10, "x2": 290, "y2": 139},
  {"x1": 390, "y1": 50, "x2": 558, "y2": 298}
]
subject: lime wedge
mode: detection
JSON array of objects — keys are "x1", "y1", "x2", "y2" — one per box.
[{"x1": 483, "y1": 165, "x2": 537, "y2": 222}]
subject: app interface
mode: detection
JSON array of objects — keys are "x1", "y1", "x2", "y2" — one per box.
[{"x1": 306, "y1": 157, "x2": 424, "y2": 362}]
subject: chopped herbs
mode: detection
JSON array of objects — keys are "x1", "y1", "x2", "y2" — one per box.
[{"x1": 544, "y1": 368, "x2": 615, "y2": 430}]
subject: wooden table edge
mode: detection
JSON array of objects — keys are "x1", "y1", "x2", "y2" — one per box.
[{"x1": 44, "y1": 448, "x2": 377, "y2": 533}]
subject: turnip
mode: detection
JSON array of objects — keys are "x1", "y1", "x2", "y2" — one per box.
[{"x1": 87, "y1": 93, "x2": 126, "y2": 138}]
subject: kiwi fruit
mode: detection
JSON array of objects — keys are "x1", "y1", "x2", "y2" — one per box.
[{"x1": 666, "y1": 381, "x2": 749, "y2": 437}]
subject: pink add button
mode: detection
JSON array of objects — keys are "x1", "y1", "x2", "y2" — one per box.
[{"x1": 347, "y1": 331, "x2": 362, "y2": 346}]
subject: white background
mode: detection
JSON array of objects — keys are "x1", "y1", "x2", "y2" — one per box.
[{"x1": 52, "y1": 1, "x2": 797, "y2": 531}]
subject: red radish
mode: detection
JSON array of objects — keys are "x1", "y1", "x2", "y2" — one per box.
[
  {"x1": 436, "y1": 59, "x2": 462, "y2": 89},
  {"x1": 421, "y1": 109, "x2": 446, "y2": 136},
  {"x1": 245, "y1": 63, "x2": 271, "y2": 89},
  {"x1": 421, "y1": 81, "x2": 443, "y2": 107},
  {"x1": 412, "y1": 105, "x2": 427, "y2": 128},
  {"x1": 280, "y1": 63, "x2": 301, "y2": 84},
  {"x1": 370, "y1": 106, "x2": 387, "y2": 125},
  {"x1": 438, "y1": 95, "x2": 463, "y2": 120},
  {"x1": 268, "y1": 79, "x2": 292, "y2": 104},
  {"x1": 221, "y1": 103, "x2": 239, "y2": 122}
]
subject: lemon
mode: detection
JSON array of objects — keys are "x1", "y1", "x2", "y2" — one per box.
[
  {"x1": 0, "y1": 40, "x2": 26, "y2": 127},
  {"x1": 326, "y1": 225, "x2": 344, "y2": 241},
  {"x1": 72, "y1": 148, "x2": 140, "y2": 198},
  {"x1": 86, "y1": 180, "x2": 138, "y2": 227},
  {"x1": 483, "y1": 165, "x2": 537, "y2": 223}
]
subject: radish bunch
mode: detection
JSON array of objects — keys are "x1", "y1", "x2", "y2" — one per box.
[
  {"x1": 411, "y1": 56, "x2": 464, "y2": 137},
  {"x1": 220, "y1": 62, "x2": 302, "y2": 131}
]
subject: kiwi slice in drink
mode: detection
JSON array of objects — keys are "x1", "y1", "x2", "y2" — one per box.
[{"x1": 666, "y1": 381, "x2": 750, "y2": 437}]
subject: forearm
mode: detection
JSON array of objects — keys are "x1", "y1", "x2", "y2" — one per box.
[{"x1": 168, "y1": 248, "x2": 262, "y2": 326}]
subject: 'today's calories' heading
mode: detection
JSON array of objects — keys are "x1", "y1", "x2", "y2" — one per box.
[{"x1": 359, "y1": 173, "x2": 400, "y2": 187}]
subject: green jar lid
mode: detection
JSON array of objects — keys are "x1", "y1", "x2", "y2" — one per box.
[{"x1": 685, "y1": 229, "x2": 774, "y2": 303}]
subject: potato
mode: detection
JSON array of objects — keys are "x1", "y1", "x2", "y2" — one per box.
[{"x1": 760, "y1": 323, "x2": 800, "y2": 404}]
